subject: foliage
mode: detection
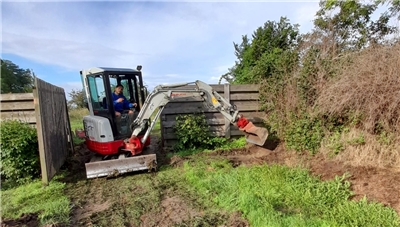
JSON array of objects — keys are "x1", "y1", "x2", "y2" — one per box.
[
  {"x1": 173, "y1": 114, "x2": 226, "y2": 151},
  {"x1": 67, "y1": 89, "x2": 87, "y2": 109},
  {"x1": 170, "y1": 137, "x2": 248, "y2": 158},
  {"x1": 0, "y1": 59, "x2": 34, "y2": 93},
  {"x1": 221, "y1": 17, "x2": 300, "y2": 84},
  {"x1": 0, "y1": 120, "x2": 40, "y2": 187},
  {"x1": 314, "y1": 0, "x2": 398, "y2": 51},
  {"x1": 284, "y1": 113, "x2": 324, "y2": 154},
  {"x1": 1, "y1": 177, "x2": 71, "y2": 225},
  {"x1": 184, "y1": 160, "x2": 400, "y2": 227}
]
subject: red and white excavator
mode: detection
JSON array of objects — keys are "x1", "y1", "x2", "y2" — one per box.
[{"x1": 80, "y1": 66, "x2": 269, "y2": 179}]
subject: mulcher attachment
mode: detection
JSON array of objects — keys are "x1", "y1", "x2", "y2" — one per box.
[{"x1": 237, "y1": 115, "x2": 269, "y2": 146}]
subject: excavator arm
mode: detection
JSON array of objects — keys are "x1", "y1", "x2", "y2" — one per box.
[{"x1": 123, "y1": 80, "x2": 268, "y2": 155}]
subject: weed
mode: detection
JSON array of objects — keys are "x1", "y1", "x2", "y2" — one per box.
[
  {"x1": 347, "y1": 133, "x2": 366, "y2": 146},
  {"x1": 284, "y1": 113, "x2": 324, "y2": 154},
  {"x1": 173, "y1": 114, "x2": 227, "y2": 151},
  {"x1": 1, "y1": 177, "x2": 71, "y2": 226},
  {"x1": 325, "y1": 131, "x2": 345, "y2": 155},
  {"x1": 68, "y1": 108, "x2": 89, "y2": 132}
]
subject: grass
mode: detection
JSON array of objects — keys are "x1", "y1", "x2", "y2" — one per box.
[
  {"x1": 68, "y1": 108, "x2": 89, "y2": 132},
  {"x1": 1, "y1": 175, "x2": 71, "y2": 225},
  {"x1": 183, "y1": 159, "x2": 400, "y2": 227},
  {"x1": 168, "y1": 137, "x2": 248, "y2": 158}
]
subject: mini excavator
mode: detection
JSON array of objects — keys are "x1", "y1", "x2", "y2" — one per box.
[{"x1": 80, "y1": 66, "x2": 269, "y2": 178}]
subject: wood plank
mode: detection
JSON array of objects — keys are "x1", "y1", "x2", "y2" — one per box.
[
  {"x1": 161, "y1": 116, "x2": 265, "y2": 128},
  {"x1": 159, "y1": 84, "x2": 259, "y2": 93},
  {"x1": 162, "y1": 117, "x2": 226, "y2": 128},
  {"x1": 0, "y1": 101, "x2": 35, "y2": 111},
  {"x1": 161, "y1": 101, "x2": 259, "y2": 115},
  {"x1": 0, "y1": 93, "x2": 34, "y2": 101},
  {"x1": 162, "y1": 122, "x2": 266, "y2": 140},
  {"x1": 161, "y1": 111, "x2": 265, "y2": 122},
  {"x1": 230, "y1": 93, "x2": 259, "y2": 101},
  {"x1": 34, "y1": 80, "x2": 48, "y2": 186},
  {"x1": 166, "y1": 93, "x2": 259, "y2": 103},
  {"x1": 0, "y1": 110, "x2": 36, "y2": 123}
]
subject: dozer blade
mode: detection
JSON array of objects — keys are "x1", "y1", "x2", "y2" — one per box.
[
  {"x1": 242, "y1": 122, "x2": 269, "y2": 146},
  {"x1": 85, "y1": 153, "x2": 157, "y2": 179}
]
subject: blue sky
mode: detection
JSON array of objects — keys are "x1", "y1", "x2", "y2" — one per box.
[{"x1": 1, "y1": 1, "x2": 321, "y2": 98}]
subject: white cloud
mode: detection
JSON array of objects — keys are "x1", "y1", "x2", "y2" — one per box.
[{"x1": 2, "y1": 2, "x2": 319, "y2": 92}]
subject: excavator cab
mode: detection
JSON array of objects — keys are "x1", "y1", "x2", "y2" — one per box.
[{"x1": 81, "y1": 66, "x2": 146, "y2": 139}]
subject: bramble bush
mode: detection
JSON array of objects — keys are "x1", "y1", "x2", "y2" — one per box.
[
  {"x1": 284, "y1": 113, "x2": 324, "y2": 155},
  {"x1": 0, "y1": 120, "x2": 40, "y2": 187},
  {"x1": 173, "y1": 114, "x2": 226, "y2": 151}
]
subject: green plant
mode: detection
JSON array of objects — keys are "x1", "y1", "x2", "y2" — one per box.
[
  {"x1": 0, "y1": 120, "x2": 40, "y2": 187},
  {"x1": 173, "y1": 114, "x2": 226, "y2": 151},
  {"x1": 347, "y1": 133, "x2": 366, "y2": 146},
  {"x1": 183, "y1": 160, "x2": 400, "y2": 227},
  {"x1": 326, "y1": 131, "x2": 345, "y2": 155},
  {"x1": 1, "y1": 177, "x2": 71, "y2": 225},
  {"x1": 378, "y1": 130, "x2": 394, "y2": 145},
  {"x1": 284, "y1": 114, "x2": 324, "y2": 154}
]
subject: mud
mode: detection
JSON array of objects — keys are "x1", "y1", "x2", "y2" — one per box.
[{"x1": 1, "y1": 213, "x2": 38, "y2": 227}]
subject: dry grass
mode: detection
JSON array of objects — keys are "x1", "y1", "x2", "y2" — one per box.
[
  {"x1": 316, "y1": 42, "x2": 400, "y2": 134},
  {"x1": 320, "y1": 128, "x2": 400, "y2": 169}
]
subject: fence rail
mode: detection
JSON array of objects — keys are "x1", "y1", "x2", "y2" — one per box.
[
  {"x1": 0, "y1": 93, "x2": 36, "y2": 124},
  {"x1": 160, "y1": 83, "x2": 265, "y2": 149}
]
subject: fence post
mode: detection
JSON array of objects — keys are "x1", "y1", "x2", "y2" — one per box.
[
  {"x1": 224, "y1": 83, "x2": 231, "y2": 139},
  {"x1": 33, "y1": 78, "x2": 49, "y2": 186}
]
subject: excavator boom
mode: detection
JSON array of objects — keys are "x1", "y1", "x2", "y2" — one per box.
[
  {"x1": 125, "y1": 80, "x2": 268, "y2": 155},
  {"x1": 85, "y1": 79, "x2": 268, "y2": 178}
]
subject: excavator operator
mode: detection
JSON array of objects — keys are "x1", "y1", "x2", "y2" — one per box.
[{"x1": 112, "y1": 84, "x2": 137, "y2": 117}]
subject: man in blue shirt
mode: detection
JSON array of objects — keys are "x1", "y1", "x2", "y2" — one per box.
[{"x1": 112, "y1": 84, "x2": 137, "y2": 117}]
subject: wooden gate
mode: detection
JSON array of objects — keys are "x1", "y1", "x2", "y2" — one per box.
[{"x1": 33, "y1": 77, "x2": 74, "y2": 185}]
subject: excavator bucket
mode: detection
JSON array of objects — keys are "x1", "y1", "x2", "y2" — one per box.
[
  {"x1": 241, "y1": 122, "x2": 269, "y2": 146},
  {"x1": 85, "y1": 150, "x2": 157, "y2": 179}
]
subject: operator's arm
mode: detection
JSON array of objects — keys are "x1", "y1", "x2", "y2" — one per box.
[
  {"x1": 112, "y1": 93, "x2": 119, "y2": 105},
  {"x1": 122, "y1": 96, "x2": 135, "y2": 109}
]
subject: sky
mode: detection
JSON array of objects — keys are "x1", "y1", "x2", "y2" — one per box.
[{"x1": 1, "y1": 1, "x2": 322, "y2": 99}]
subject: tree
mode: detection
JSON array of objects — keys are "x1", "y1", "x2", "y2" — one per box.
[
  {"x1": 67, "y1": 89, "x2": 86, "y2": 109},
  {"x1": 313, "y1": 0, "x2": 398, "y2": 51},
  {"x1": 1, "y1": 59, "x2": 34, "y2": 93},
  {"x1": 222, "y1": 17, "x2": 300, "y2": 84}
]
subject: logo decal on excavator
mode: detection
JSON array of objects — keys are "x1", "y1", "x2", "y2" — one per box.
[{"x1": 212, "y1": 96, "x2": 218, "y2": 105}]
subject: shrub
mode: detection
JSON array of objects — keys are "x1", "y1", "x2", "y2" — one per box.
[
  {"x1": 284, "y1": 113, "x2": 324, "y2": 154},
  {"x1": 173, "y1": 114, "x2": 226, "y2": 151},
  {"x1": 0, "y1": 120, "x2": 40, "y2": 187}
]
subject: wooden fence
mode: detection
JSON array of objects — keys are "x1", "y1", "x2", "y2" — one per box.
[
  {"x1": 0, "y1": 78, "x2": 73, "y2": 185},
  {"x1": 34, "y1": 77, "x2": 74, "y2": 185},
  {"x1": 0, "y1": 93, "x2": 36, "y2": 124},
  {"x1": 160, "y1": 84, "x2": 265, "y2": 149}
]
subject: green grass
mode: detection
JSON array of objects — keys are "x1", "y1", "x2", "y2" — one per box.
[
  {"x1": 68, "y1": 108, "x2": 88, "y2": 132},
  {"x1": 1, "y1": 176, "x2": 71, "y2": 225},
  {"x1": 183, "y1": 159, "x2": 400, "y2": 227},
  {"x1": 168, "y1": 137, "x2": 248, "y2": 158}
]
